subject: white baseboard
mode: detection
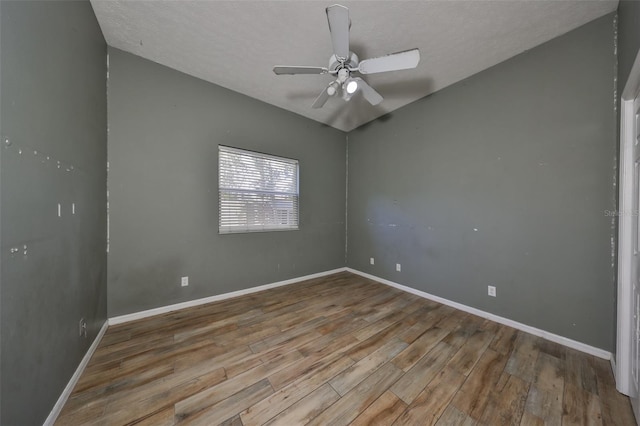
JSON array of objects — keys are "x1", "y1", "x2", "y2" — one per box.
[
  {"x1": 109, "y1": 266, "x2": 612, "y2": 360},
  {"x1": 108, "y1": 268, "x2": 349, "y2": 326},
  {"x1": 44, "y1": 320, "x2": 109, "y2": 426},
  {"x1": 346, "y1": 268, "x2": 612, "y2": 360}
]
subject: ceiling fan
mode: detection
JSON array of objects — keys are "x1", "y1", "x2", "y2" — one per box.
[{"x1": 273, "y1": 4, "x2": 421, "y2": 109}]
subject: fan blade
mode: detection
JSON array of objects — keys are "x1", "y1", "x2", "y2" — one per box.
[
  {"x1": 326, "y1": 5, "x2": 350, "y2": 60},
  {"x1": 312, "y1": 86, "x2": 331, "y2": 109},
  {"x1": 273, "y1": 66, "x2": 328, "y2": 75},
  {"x1": 357, "y1": 49, "x2": 420, "y2": 74},
  {"x1": 355, "y1": 78, "x2": 383, "y2": 105}
]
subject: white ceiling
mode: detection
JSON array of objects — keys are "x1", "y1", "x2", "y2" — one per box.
[{"x1": 91, "y1": 0, "x2": 617, "y2": 132}]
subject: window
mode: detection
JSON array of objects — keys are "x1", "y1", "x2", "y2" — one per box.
[{"x1": 219, "y1": 145, "x2": 299, "y2": 234}]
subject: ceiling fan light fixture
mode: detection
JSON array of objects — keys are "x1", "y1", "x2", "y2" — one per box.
[
  {"x1": 345, "y1": 79, "x2": 358, "y2": 94},
  {"x1": 327, "y1": 81, "x2": 339, "y2": 96}
]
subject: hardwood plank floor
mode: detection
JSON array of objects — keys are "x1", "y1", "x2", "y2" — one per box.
[{"x1": 55, "y1": 272, "x2": 635, "y2": 425}]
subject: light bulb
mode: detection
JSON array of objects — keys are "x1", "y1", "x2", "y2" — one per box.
[{"x1": 346, "y1": 80, "x2": 358, "y2": 94}]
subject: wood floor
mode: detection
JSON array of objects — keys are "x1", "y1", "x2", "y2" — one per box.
[{"x1": 56, "y1": 272, "x2": 635, "y2": 425}]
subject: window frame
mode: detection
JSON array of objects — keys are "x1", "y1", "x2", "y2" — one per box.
[{"x1": 218, "y1": 145, "x2": 300, "y2": 234}]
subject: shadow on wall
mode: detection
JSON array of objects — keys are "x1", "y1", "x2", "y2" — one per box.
[
  {"x1": 349, "y1": 76, "x2": 435, "y2": 130},
  {"x1": 363, "y1": 197, "x2": 417, "y2": 275},
  {"x1": 112, "y1": 256, "x2": 187, "y2": 314},
  {"x1": 286, "y1": 76, "x2": 433, "y2": 130}
]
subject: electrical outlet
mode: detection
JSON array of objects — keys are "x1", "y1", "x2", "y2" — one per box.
[
  {"x1": 370, "y1": 257, "x2": 375, "y2": 265},
  {"x1": 79, "y1": 318, "x2": 87, "y2": 338},
  {"x1": 396, "y1": 263, "x2": 401, "y2": 272},
  {"x1": 488, "y1": 285, "x2": 497, "y2": 297},
  {"x1": 181, "y1": 276, "x2": 189, "y2": 287}
]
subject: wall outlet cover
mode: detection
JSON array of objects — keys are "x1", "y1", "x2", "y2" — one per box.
[
  {"x1": 370, "y1": 257, "x2": 375, "y2": 265},
  {"x1": 396, "y1": 263, "x2": 401, "y2": 272},
  {"x1": 488, "y1": 285, "x2": 497, "y2": 297},
  {"x1": 181, "y1": 276, "x2": 189, "y2": 287}
]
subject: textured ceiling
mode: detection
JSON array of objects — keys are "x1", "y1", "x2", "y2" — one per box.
[{"x1": 91, "y1": 0, "x2": 617, "y2": 132}]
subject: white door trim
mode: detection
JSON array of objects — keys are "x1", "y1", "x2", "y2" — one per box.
[{"x1": 616, "y1": 50, "x2": 640, "y2": 395}]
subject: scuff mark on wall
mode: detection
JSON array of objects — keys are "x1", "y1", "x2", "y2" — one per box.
[
  {"x1": 107, "y1": 50, "x2": 111, "y2": 255},
  {"x1": 611, "y1": 14, "x2": 619, "y2": 278},
  {"x1": 345, "y1": 136, "x2": 349, "y2": 265}
]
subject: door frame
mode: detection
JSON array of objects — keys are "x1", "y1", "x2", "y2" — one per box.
[{"x1": 617, "y1": 50, "x2": 640, "y2": 396}]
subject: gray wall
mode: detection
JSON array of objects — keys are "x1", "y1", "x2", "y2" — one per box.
[
  {"x1": 346, "y1": 14, "x2": 617, "y2": 351},
  {"x1": 0, "y1": 1, "x2": 107, "y2": 425},
  {"x1": 618, "y1": 1, "x2": 640, "y2": 90},
  {"x1": 107, "y1": 49, "x2": 346, "y2": 317}
]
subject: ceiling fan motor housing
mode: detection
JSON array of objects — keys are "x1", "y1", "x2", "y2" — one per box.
[{"x1": 329, "y1": 52, "x2": 359, "y2": 74}]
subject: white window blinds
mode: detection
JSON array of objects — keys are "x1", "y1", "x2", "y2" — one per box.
[{"x1": 219, "y1": 145, "x2": 299, "y2": 234}]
